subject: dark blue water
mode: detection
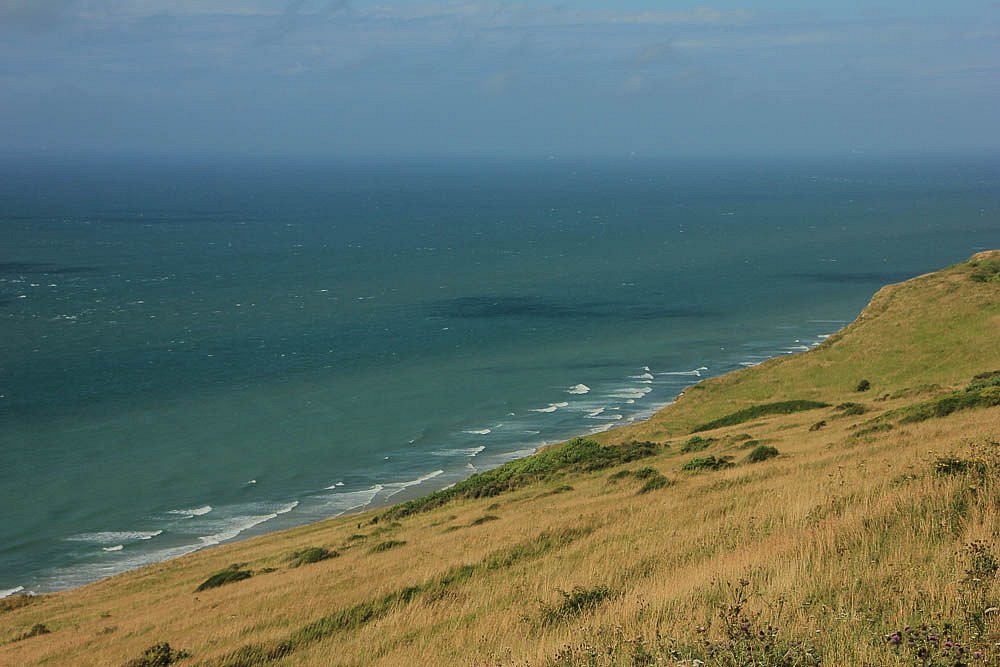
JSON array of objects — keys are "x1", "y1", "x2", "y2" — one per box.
[{"x1": 1, "y1": 156, "x2": 997, "y2": 593}]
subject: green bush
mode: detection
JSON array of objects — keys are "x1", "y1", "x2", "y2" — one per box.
[
  {"x1": 12, "y1": 623, "x2": 50, "y2": 643},
  {"x1": 692, "y1": 401, "x2": 829, "y2": 433},
  {"x1": 470, "y1": 515, "x2": 499, "y2": 526},
  {"x1": 289, "y1": 547, "x2": 337, "y2": 568},
  {"x1": 633, "y1": 466, "x2": 660, "y2": 479},
  {"x1": 637, "y1": 474, "x2": 672, "y2": 494},
  {"x1": 855, "y1": 379, "x2": 871, "y2": 392},
  {"x1": 370, "y1": 540, "x2": 406, "y2": 554},
  {"x1": 808, "y1": 420, "x2": 826, "y2": 432},
  {"x1": 0, "y1": 593, "x2": 38, "y2": 614},
  {"x1": 682, "y1": 456, "x2": 735, "y2": 472},
  {"x1": 680, "y1": 436, "x2": 716, "y2": 453},
  {"x1": 195, "y1": 565, "x2": 252, "y2": 592},
  {"x1": 836, "y1": 402, "x2": 867, "y2": 416},
  {"x1": 968, "y1": 258, "x2": 1000, "y2": 283},
  {"x1": 123, "y1": 642, "x2": 190, "y2": 667},
  {"x1": 745, "y1": 445, "x2": 779, "y2": 463}
]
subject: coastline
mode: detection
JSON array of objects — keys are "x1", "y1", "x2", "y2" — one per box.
[{"x1": 2, "y1": 321, "x2": 843, "y2": 597}]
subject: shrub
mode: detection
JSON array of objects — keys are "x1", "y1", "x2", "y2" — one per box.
[
  {"x1": 836, "y1": 402, "x2": 867, "y2": 416},
  {"x1": 681, "y1": 436, "x2": 716, "y2": 453},
  {"x1": 968, "y1": 258, "x2": 1000, "y2": 283},
  {"x1": 123, "y1": 642, "x2": 190, "y2": 667},
  {"x1": 692, "y1": 401, "x2": 829, "y2": 433},
  {"x1": 0, "y1": 593, "x2": 38, "y2": 614},
  {"x1": 12, "y1": 623, "x2": 50, "y2": 642},
  {"x1": 607, "y1": 470, "x2": 632, "y2": 482},
  {"x1": 370, "y1": 540, "x2": 406, "y2": 554},
  {"x1": 633, "y1": 466, "x2": 660, "y2": 479},
  {"x1": 808, "y1": 420, "x2": 826, "y2": 432},
  {"x1": 289, "y1": 547, "x2": 337, "y2": 568},
  {"x1": 745, "y1": 445, "x2": 779, "y2": 463},
  {"x1": 195, "y1": 565, "x2": 252, "y2": 592},
  {"x1": 470, "y1": 515, "x2": 499, "y2": 526},
  {"x1": 856, "y1": 379, "x2": 871, "y2": 392},
  {"x1": 682, "y1": 456, "x2": 734, "y2": 472},
  {"x1": 539, "y1": 586, "x2": 616, "y2": 626},
  {"x1": 637, "y1": 474, "x2": 672, "y2": 494}
]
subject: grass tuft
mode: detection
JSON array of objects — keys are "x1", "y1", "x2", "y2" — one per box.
[{"x1": 122, "y1": 642, "x2": 190, "y2": 667}]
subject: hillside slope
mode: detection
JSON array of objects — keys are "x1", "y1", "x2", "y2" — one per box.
[{"x1": 2, "y1": 252, "x2": 999, "y2": 667}]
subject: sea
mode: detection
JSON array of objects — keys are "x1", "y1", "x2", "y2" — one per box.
[{"x1": 1, "y1": 155, "x2": 997, "y2": 595}]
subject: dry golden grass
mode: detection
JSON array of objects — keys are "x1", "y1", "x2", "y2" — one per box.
[{"x1": 2, "y1": 253, "x2": 999, "y2": 666}]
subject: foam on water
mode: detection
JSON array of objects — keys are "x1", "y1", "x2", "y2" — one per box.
[
  {"x1": 658, "y1": 366, "x2": 708, "y2": 377},
  {"x1": 68, "y1": 530, "x2": 163, "y2": 545},
  {"x1": 102, "y1": 545, "x2": 124, "y2": 552},
  {"x1": 609, "y1": 387, "x2": 652, "y2": 400},
  {"x1": 430, "y1": 445, "x2": 486, "y2": 457},
  {"x1": 167, "y1": 505, "x2": 213, "y2": 518},
  {"x1": 311, "y1": 485, "x2": 383, "y2": 516},
  {"x1": 385, "y1": 470, "x2": 445, "y2": 499},
  {"x1": 567, "y1": 384, "x2": 591, "y2": 395},
  {"x1": 463, "y1": 428, "x2": 492, "y2": 435}
]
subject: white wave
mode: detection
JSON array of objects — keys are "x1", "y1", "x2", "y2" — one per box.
[
  {"x1": 567, "y1": 384, "x2": 591, "y2": 395},
  {"x1": 197, "y1": 501, "x2": 298, "y2": 547},
  {"x1": 643, "y1": 366, "x2": 651, "y2": 372},
  {"x1": 523, "y1": 430, "x2": 540, "y2": 435},
  {"x1": 246, "y1": 479, "x2": 257, "y2": 485},
  {"x1": 385, "y1": 470, "x2": 445, "y2": 499},
  {"x1": 431, "y1": 445, "x2": 486, "y2": 457},
  {"x1": 592, "y1": 413, "x2": 623, "y2": 421},
  {"x1": 313, "y1": 486, "x2": 383, "y2": 516},
  {"x1": 0, "y1": 587, "x2": 24, "y2": 599},
  {"x1": 586, "y1": 407, "x2": 606, "y2": 418},
  {"x1": 626, "y1": 399, "x2": 635, "y2": 404},
  {"x1": 631, "y1": 372, "x2": 654, "y2": 380},
  {"x1": 658, "y1": 366, "x2": 708, "y2": 376},
  {"x1": 102, "y1": 545, "x2": 124, "y2": 552},
  {"x1": 167, "y1": 505, "x2": 213, "y2": 518},
  {"x1": 464, "y1": 428, "x2": 492, "y2": 435},
  {"x1": 532, "y1": 404, "x2": 558, "y2": 413},
  {"x1": 609, "y1": 387, "x2": 652, "y2": 399},
  {"x1": 739, "y1": 361, "x2": 760, "y2": 367},
  {"x1": 68, "y1": 530, "x2": 163, "y2": 545}
]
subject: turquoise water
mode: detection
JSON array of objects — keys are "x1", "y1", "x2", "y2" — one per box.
[{"x1": 1, "y1": 157, "x2": 997, "y2": 593}]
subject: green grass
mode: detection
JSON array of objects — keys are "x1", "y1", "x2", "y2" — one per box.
[
  {"x1": 691, "y1": 401, "x2": 829, "y2": 433},
  {"x1": 381, "y1": 438, "x2": 660, "y2": 520},
  {"x1": 680, "y1": 436, "x2": 717, "y2": 453},
  {"x1": 891, "y1": 375, "x2": 1000, "y2": 424},
  {"x1": 194, "y1": 565, "x2": 252, "y2": 592}
]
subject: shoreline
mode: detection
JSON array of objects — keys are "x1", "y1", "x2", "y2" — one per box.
[{"x1": 2, "y1": 324, "x2": 842, "y2": 597}]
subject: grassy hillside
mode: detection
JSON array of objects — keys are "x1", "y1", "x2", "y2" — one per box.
[{"x1": 2, "y1": 252, "x2": 999, "y2": 667}]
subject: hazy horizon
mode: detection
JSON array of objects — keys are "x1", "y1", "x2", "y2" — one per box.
[{"x1": 2, "y1": 1, "x2": 997, "y2": 161}]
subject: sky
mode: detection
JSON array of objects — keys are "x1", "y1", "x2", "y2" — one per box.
[{"x1": 1, "y1": 0, "x2": 998, "y2": 160}]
